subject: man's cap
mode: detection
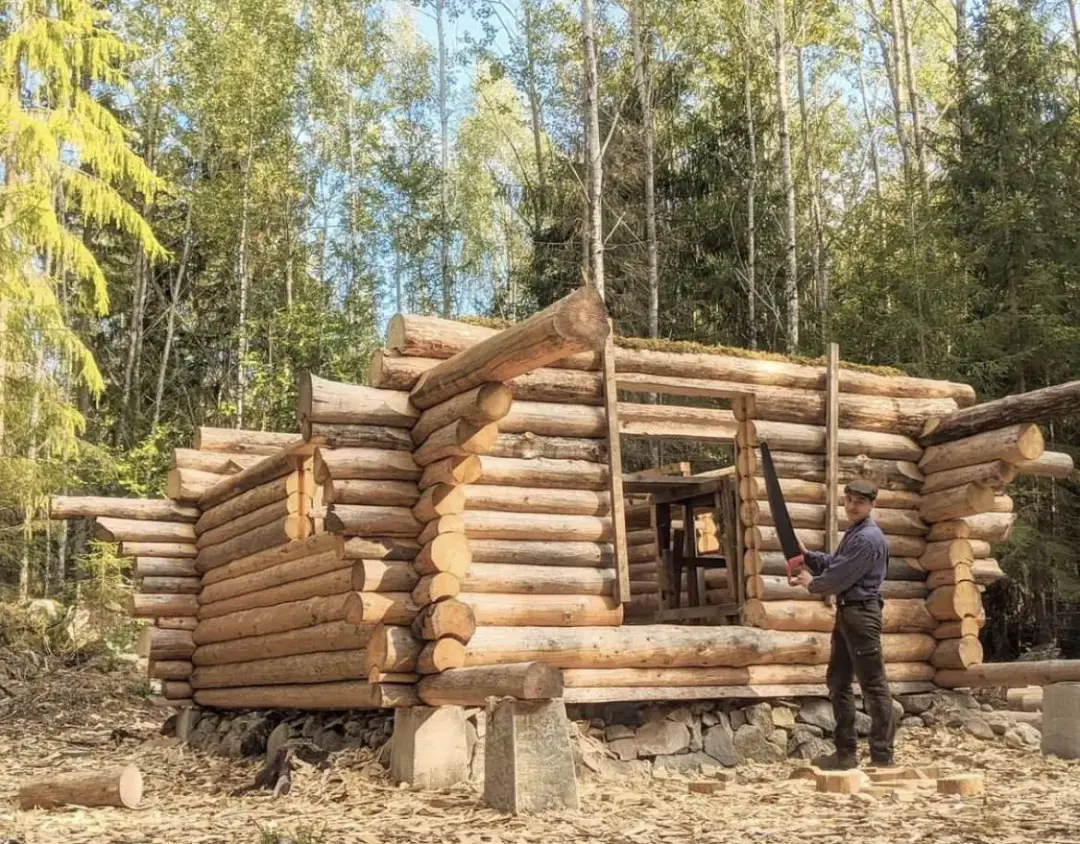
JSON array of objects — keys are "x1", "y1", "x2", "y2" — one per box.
[{"x1": 844, "y1": 479, "x2": 878, "y2": 501}]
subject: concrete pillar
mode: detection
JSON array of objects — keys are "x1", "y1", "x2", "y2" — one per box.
[
  {"x1": 1042, "y1": 682, "x2": 1080, "y2": 759},
  {"x1": 484, "y1": 699, "x2": 579, "y2": 813},
  {"x1": 391, "y1": 706, "x2": 469, "y2": 788}
]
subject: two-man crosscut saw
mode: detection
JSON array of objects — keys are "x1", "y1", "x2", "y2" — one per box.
[{"x1": 759, "y1": 441, "x2": 805, "y2": 586}]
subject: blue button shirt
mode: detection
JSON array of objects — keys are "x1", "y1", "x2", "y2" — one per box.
[{"x1": 802, "y1": 516, "x2": 888, "y2": 601}]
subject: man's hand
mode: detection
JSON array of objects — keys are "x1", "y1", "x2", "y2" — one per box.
[
  {"x1": 798, "y1": 539, "x2": 808, "y2": 556},
  {"x1": 794, "y1": 568, "x2": 814, "y2": 589}
]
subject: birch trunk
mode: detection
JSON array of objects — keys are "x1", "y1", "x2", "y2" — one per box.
[
  {"x1": 744, "y1": 4, "x2": 758, "y2": 349},
  {"x1": 630, "y1": 0, "x2": 658, "y2": 339},
  {"x1": 236, "y1": 139, "x2": 254, "y2": 429},
  {"x1": 437, "y1": 0, "x2": 453, "y2": 317},
  {"x1": 774, "y1": 0, "x2": 798, "y2": 351},
  {"x1": 796, "y1": 47, "x2": 827, "y2": 322},
  {"x1": 896, "y1": 0, "x2": 928, "y2": 199},
  {"x1": 582, "y1": 0, "x2": 605, "y2": 296}
]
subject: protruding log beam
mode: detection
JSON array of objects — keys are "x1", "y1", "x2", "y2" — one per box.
[
  {"x1": 921, "y1": 460, "x2": 1017, "y2": 495},
  {"x1": 172, "y1": 448, "x2": 265, "y2": 473},
  {"x1": 135, "y1": 557, "x2": 197, "y2": 578},
  {"x1": 419, "y1": 455, "x2": 482, "y2": 490},
  {"x1": 119, "y1": 541, "x2": 197, "y2": 559},
  {"x1": 195, "y1": 516, "x2": 307, "y2": 573},
  {"x1": 313, "y1": 447, "x2": 420, "y2": 483},
  {"x1": 94, "y1": 518, "x2": 195, "y2": 544},
  {"x1": 742, "y1": 599, "x2": 936, "y2": 634},
  {"x1": 196, "y1": 499, "x2": 298, "y2": 548},
  {"x1": 972, "y1": 558, "x2": 1006, "y2": 585},
  {"x1": 935, "y1": 660, "x2": 1080, "y2": 689},
  {"x1": 141, "y1": 627, "x2": 195, "y2": 660},
  {"x1": 416, "y1": 638, "x2": 467, "y2": 674},
  {"x1": 192, "y1": 593, "x2": 352, "y2": 645},
  {"x1": 746, "y1": 450, "x2": 924, "y2": 491},
  {"x1": 458, "y1": 593, "x2": 623, "y2": 626},
  {"x1": 365, "y1": 624, "x2": 422, "y2": 673},
  {"x1": 416, "y1": 662, "x2": 563, "y2": 706},
  {"x1": 498, "y1": 401, "x2": 605, "y2": 438},
  {"x1": 149, "y1": 660, "x2": 192, "y2": 680},
  {"x1": 324, "y1": 504, "x2": 422, "y2": 537},
  {"x1": 167, "y1": 468, "x2": 227, "y2": 501},
  {"x1": 303, "y1": 422, "x2": 414, "y2": 451},
  {"x1": 918, "y1": 483, "x2": 995, "y2": 523},
  {"x1": 156, "y1": 617, "x2": 198, "y2": 631},
  {"x1": 927, "y1": 513, "x2": 1017, "y2": 542},
  {"x1": 746, "y1": 501, "x2": 926, "y2": 536},
  {"x1": 932, "y1": 636, "x2": 983, "y2": 669},
  {"x1": 1014, "y1": 451, "x2": 1075, "y2": 478},
  {"x1": 195, "y1": 475, "x2": 295, "y2": 535},
  {"x1": 926, "y1": 582, "x2": 982, "y2": 621},
  {"x1": 411, "y1": 572, "x2": 461, "y2": 604},
  {"x1": 918, "y1": 423, "x2": 1045, "y2": 475},
  {"x1": 131, "y1": 593, "x2": 198, "y2": 618},
  {"x1": 934, "y1": 616, "x2": 984, "y2": 640},
  {"x1": 161, "y1": 681, "x2": 193, "y2": 699},
  {"x1": 199, "y1": 450, "x2": 298, "y2": 510},
  {"x1": 411, "y1": 599, "x2": 476, "y2": 642},
  {"x1": 920, "y1": 381, "x2": 1080, "y2": 445},
  {"x1": 926, "y1": 564, "x2": 973, "y2": 590},
  {"x1": 410, "y1": 382, "x2": 513, "y2": 445},
  {"x1": 192, "y1": 621, "x2": 370, "y2": 666},
  {"x1": 298, "y1": 373, "x2": 418, "y2": 429},
  {"x1": 413, "y1": 420, "x2": 498, "y2": 467},
  {"x1": 191, "y1": 650, "x2": 367, "y2": 689},
  {"x1": 194, "y1": 427, "x2": 297, "y2": 455},
  {"x1": 408, "y1": 287, "x2": 609, "y2": 409},
  {"x1": 418, "y1": 514, "x2": 464, "y2": 544},
  {"x1": 18, "y1": 766, "x2": 143, "y2": 810},
  {"x1": 463, "y1": 510, "x2": 612, "y2": 542},
  {"x1": 916, "y1": 540, "x2": 974, "y2": 572},
  {"x1": 139, "y1": 576, "x2": 200, "y2": 595},
  {"x1": 342, "y1": 536, "x2": 419, "y2": 561},
  {"x1": 50, "y1": 497, "x2": 199, "y2": 523}
]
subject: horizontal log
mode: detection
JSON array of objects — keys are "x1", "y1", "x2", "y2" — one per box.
[
  {"x1": 161, "y1": 681, "x2": 193, "y2": 699},
  {"x1": 195, "y1": 475, "x2": 295, "y2": 536},
  {"x1": 935, "y1": 660, "x2": 1080, "y2": 689},
  {"x1": 141, "y1": 627, "x2": 195, "y2": 660},
  {"x1": 411, "y1": 382, "x2": 513, "y2": 445},
  {"x1": 418, "y1": 455, "x2": 482, "y2": 490},
  {"x1": 926, "y1": 582, "x2": 983, "y2": 621},
  {"x1": 131, "y1": 593, "x2": 198, "y2": 618},
  {"x1": 191, "y1": 650, "x2": 367, "y2": 689},
  {"x1": 562, "y1": 681, "x2": 937, "y2": 703},
  {"x1": 119, "y1": 541, "x2": 197, "y2": 558},
  {"x1": 746, "y1": 575, "x2": 927, "y2": 601},
  {"x1": 193, "y1": 621, "x2": 371, "y2": 666},
  {"x1": 618, "y1": 403, "x2": 737, "y2": 441},
  {"x1": 417, "y1": 662, "x2": 563, "y2": 706},
  {"x1": 463, "y1": 510, "x2": 612, "y2": 542},
  {"x1": 94, "y1": 518, "x2": 195, "y2": 544},
  {"x1": 413, "y1": 420, "x2": 498, "y2": 467},
  {"x1": 192, "y1": 593, "x2": 352, "y2": 645},
  {"x1": 199, "y1": 450, "x2": 298, "y2": 510},
  {"x1": 342, "y1": 536, "x2": 419, "y2": 561},
  {"x1": 919, "y1": 483, "x2": 995, "y2": 523},
  {"x1": 50, "y1": 497, "x2": 199, "y2": 523},
  {"x1": 468, "y1": 539, "x2": 613, "y2": 567},
  {"x1": 411, "y1": 599, "x2": 476, "y2": 642},
  {"x1": 325, "y1": 504, "x2": 422, "y2": 537},
  {"x1": 918, "y1": 423, "x2": 1045, "y2": 475},
  {"x1": 194, "y1": 427, "x2": 298, "y2": 455},
  {"x1": 748, "y1": 526, "x2": 926, "y2": 558},
  {"x1": 303, "y1": 421, "x2": 414, "y2": 451},
  {"x1": 921, "y1": 460, "x2": 1017, "y2": 496},
  {"x1": 463, "y1": 484, "x2": 611, "y2": 517},
  {"x1": 313, "y1": 447, "x2": 420, "y2": 483},
  {"x1": 172, "y1": 448, "x2": 263, "y2": 474},
  {"x1": 343, "y1": 592, "x2": 419, "y2": 625},
  {"x1": 562, "y1": 662, "x2": 935, "y2": 688},
  {"x1": 742, "y1": 598, "x2": 936, "y2": 633},
  {"x1": 196, "y1": 498, "x2": 297, "y2": 549},
  {"x1": 201, "y1": 534, "x2": 344, "y2": 587},
  {"x1": 742, "y1": 477, "x2": 922, "y2": 510},
  {"x1": 462, "y1": 562, "x2": 615, "y2": 596},
  {"x1": 931, "y1": 636, "x2": 983, "y2": 669},
  {"x1": 135, "y1": 557, "x2": 197, "y2": 578},
  {"x1": 298, "y1": 373, "x2": 418, "y2": 429},
  {"x1": 916, "y1": 540, "x2": 974, "y2": 572},
  {"x1": 926, "y1": 564, "x2": 973, "y2": 590},
  {"x1": 324, "y1": 479, "x2": 419, "y2": 507},
  {"x1": 155, "y1": 616, "x2": 198, "y2": 630},
  {"x1": 353, "y1": 559, "x2": 419, "y2": 592},
  {"x1": 413, "y1": 533, "x2": 471, "y2": 576},
  {"x1": 139, "y1": 576, "x2": 200, "y2": 595},
  {"x1": 416, "y1": 638, "x2": 467, "y2": 674},
  {"x1": 365, "y1": 624, "x2": 422, "y2": 673},
  {"x1": 1014, "y1": 450, "x2": 1075, "y2": 478},
  {"x1": 499, "y1": 401, "x2": 605, "y2": 438},
  {"x1": 478, "y1": 455, "x2": 609, "y2": 490},
  {"x1": 199, "y1": 547, "x2": 345, "y2": 605},
  {"x1": 408, "y1": 286, "x2": 609, "y2": 409},
  {"x1": 193, "y1": 680, "x2": 415, "y2": 710},
  {"x1": 197, "y1": 569, "x2": 351, "y2": 620},
  {"x1": 167, "y1": 468, "x2": 227, "y2": 501},
  {"x1": 920, "y1": 381, "x2": 1080, "y2": 445},
  {"x1": 489, "y1": 431, "x2": 607, "y2": 462},
  {"x1": 149, "y1": 660, "x2": 192, "y2": 681},
  {"x1": 927, "y1": 513, "x2": 1017, "y2": 542},
  {"x1": 458, "y1": 593, "x2": 623, "y2": 626},
  {"x1": 195, "y1": 517, "x2": 306, "y2": 573},
  {"x1": 747, "y1": 450, "x2": 924, "y2": 491},
  {"x1": 746, "y1": 501, "x2": 926, "y2": 536},
  {"x1": 744, "y1": 551, "x2": 925, "y2": 581}
]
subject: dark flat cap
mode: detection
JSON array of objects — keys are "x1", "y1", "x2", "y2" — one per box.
[{"x1": 844, "y1": 479, "x2": 878, "y2": 500}]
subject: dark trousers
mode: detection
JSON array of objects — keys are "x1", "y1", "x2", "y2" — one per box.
[{"x1": 827, "y1": 599, "x2": 894, "y2": 762}]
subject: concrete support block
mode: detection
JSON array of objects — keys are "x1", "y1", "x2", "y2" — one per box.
[
  {"x1": 391, "y1": 705, "x2": 469, "y2": 788},
  {"x1": 484, "y1": 698, "x2": 579, "y2": 813},
  {"x1": 1042, "y1": 682, "x2": 1080, "y2": 759},
  {"x1": 176, "y1": 707, "x2": 202, "y2": 742}
]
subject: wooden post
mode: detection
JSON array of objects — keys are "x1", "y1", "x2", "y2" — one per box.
[
  {"x1": 602, "y1": 322, "x2": 630, "y2": 604},
  {"x1": 825, "y1": 343, "x2": 840, "y2": 554}
]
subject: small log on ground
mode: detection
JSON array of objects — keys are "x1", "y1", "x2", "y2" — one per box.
[
  {"x1": 18, "y1": 766, "x2": 143, "y2": 810},
  {"x1": 417, "y1": 662, "x2": 563, "y2": 706}
]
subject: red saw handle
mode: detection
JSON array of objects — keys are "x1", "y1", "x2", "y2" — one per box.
[{"x1": 785, "y1": 553, "x2": 806, "y2": 586}]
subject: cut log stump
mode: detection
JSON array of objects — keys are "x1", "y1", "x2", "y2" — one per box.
[{"x1": 18, "y1": 765, "x2": 143, "y2": 810}]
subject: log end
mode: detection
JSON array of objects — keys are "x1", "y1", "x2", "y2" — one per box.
[
  {"x1": 520, "y1": 661, "x2": 564, "y2": 699},
  {"x1": 1018, "y1": 423, "x2": 1046, "y2": 462},
  {"x1": 386, "y1": 313, "x2": 407, "y2": 352},
  {"x1": 553, "y1": 286, "x2": 611, "y2": 351}
]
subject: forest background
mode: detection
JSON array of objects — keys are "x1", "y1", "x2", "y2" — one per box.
[{"x1": 1, "y1": 0, "x2": 1078, "y2": 659}]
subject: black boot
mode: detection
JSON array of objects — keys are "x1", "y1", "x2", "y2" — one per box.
[{"x1": 813, "y1": 751, "x2": 857, "y2": 770}]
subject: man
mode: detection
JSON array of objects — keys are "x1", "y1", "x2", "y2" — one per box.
[{"x1": 793, "y1": 479, "x2": 893, "y2": 768}]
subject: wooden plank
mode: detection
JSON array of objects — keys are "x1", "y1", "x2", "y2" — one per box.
[
  {"x1": 602, "y1": 323, "x2": 630, "y2": 604},
  {"x1": 825, "y1": 343, "x2": 840, "y2": 553}
]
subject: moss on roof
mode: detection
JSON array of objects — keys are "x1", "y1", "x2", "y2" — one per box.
[{"x1": 459, "y1": 315, "x2": 908, "y2": 377}]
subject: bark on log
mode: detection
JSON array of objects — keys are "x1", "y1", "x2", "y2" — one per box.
[
  {"x1": 194, "y1": 427, "x2": 297, "y2": 455},
  {"x1": 342, "y1": 536, "x2": 419, "y2": 561},
  {"x1": 746, "y1": 575, "x2": 927, "y2": 601},
  {"x1": 197, "y1": 569, "x2": 351, "y2": 620},
  {"x1": 193, "y1": 593, "x2": 352, "y2": 645},
  {"x1": 193, "y1": 680, "x2": 405, "y2": 710},
  {"x1": 171, "y1": 448, "x2": 263, "y2": 473},
  {"x1": 931, "y1": 636, "x2": 983, "y2": 669},
  {"x1": 150, "y1": 660, "x2": 192, "y2": 680},
  {"x1": 353, "y1": 559, "x2": 419, "y2": 592},
  {"x1": 135, "y1": 557, "x2": 197, "y2": 578},
  {"x1": 18, "y1": 766, "x2": 143, "y2": 810},
  {"x1": 413, "y1": 420, "x2": 498, "y2": 467},
  {"x1": 199, "y1": 548, "x2": 345, "y2": 605},
  {"x1": 921, "y1": 460, "x2": 1017, "y2": 495},
  {"x1": 918, "y1": 423, "x2": 1045, "y2": 475},
  {"x1": 139, "y1": 576, "x2": 200, "y2": 595},
  {"x1": 743, "y1": 477, "x2": 922, "y2": 510},
  {"x1": 303, "y1": 422, "x2": 414, "y2": 451},
  {"x1": 195, "y1": 516, "x2": 306, "y2": 573},
  {"x1": 410, "y1": 382, "x2": 513, "y2": 445},
  {"x1": 747, "y1": 501, "x2": 926, "y2": 536},
  {"x1": 463, "y1": 485, "x2": 611, "y2": 517},
  {"x1": 918, "y1": 483, "x2": 996, "y2": 523},
  {"x1": 462, "y1": 562, "x2": 615, "y2": 596},
  {"x1": 411, "y1": 572, "x2": 461, "y2": 604},
  {"x1": 193, "y1": 621, "x2": 370, "y2": 666},
  {"x1": 343, "y1": 591, "x2": 419, "y2": 625},
  {"x1": 322, "y1": 479, "x2": 418, "y2": 507},
  {"x1": 298, "y1": 373, "x2": 418, "y2": 429},
  {"x1": 313, "y1": 447, "x2": 420, "y2": 483},
  {"x1": 199, "y1": 450, "x2": 299, "y2": 510},
  {"x1": 417, "y1": 662, "x2": 563, "y2": 706},
  {"x1": 742, "y1": 598, "x2": 936, "y2": 633},
  {"x1": 749, "y1": 526, "x2": 925, "y2": 558},
  {"x1": 167, "y1": 468, "x2": 227, "y2": 501},
  {"x1": 927, "y1": 513, "x2": 1016, "y2": 542},
  {"x1": 463, "y1": 510, "x2": 612, "y2": 542},
  {"x1": 617, "y1": 403, "x2": 738, "y2": 441},
  {"x1": 926, "y1": 582, "x2": 983, "y2": 621},
  {"x1": 498, "y1": 401, "x2": 605, "y2": 438},
  {"x1": 1014, "y1": 451, "x2": 1075, "y2": 478},
  {"x1": 50, "y1": 497, "x2": 199, "y2": 523},
  {"x1": 416, "y1": 638, "x2": 467, "y2": 674},
  {"x1": 412, "y1": 484, "x2": 466, "y2": 522},
  {"x1": 418, "y1": 514, "x2": 464, "y2": 544},
  {"x1": 364, "y1": 624, "x2": 422, "y2": 673},
  {"x1": 324, "y1": 505, "x2": 422, "y2": 537},
  {"x1": 191, "y1": 650, "x2": 367, "y2": 689},
  {"x1": 478, "y1": 455, "x2": 609, "y2": 490},
  {"x1": 195, "y1": 475, "x2": 295, "y2": 535},
  {"x1": 748, "y1": 450, "x2": 924, "y2": 491},
  {"x1": 196, "y1": 498, "x2": 298, "y2": 549},
  {"x1": 489, "y1": 432, "x2": 607, "y2": 462},
  {"x1": 458, "y1": 593, "x2": 623, "y2": 626},
  {"x1": 131, "y1": 593, "x2": 198, "y2": 618},
  {"x1": 408, "y1": 287, "x2": 609, "y2": 409},
  {"x1": 920, "y1": 381, "x2": 1080, "y2": 445},
  {"x1": 419, "y1": 455, "x2": 482, "y2": 490},
  {"x1": 414, "y1": 533, "x2": 471, "y2": 577},
  {"x1": 411, "y1": 599, "x2": 476, "y2": 642},
  {"x1": 94, "y1": 518, "x2": 195, "y2": 544},
  {"x1": 463, "y1": 625, "x2": 834, "y2": 668},
  {"x1": 201, "y1": 534, "x2": 343, "y2": 587},
  {"x1": 935, "y1": 660, "x2": 1080, "y2": 688},
  {"x1": 119, "y1": 541, "x2": 197, "y2": 559},
  {"x1": 916, "y1": 540, "x2": 974, "y2": 572}
]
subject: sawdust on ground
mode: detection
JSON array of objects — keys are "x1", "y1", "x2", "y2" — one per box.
[{"x1": 1, "y1": 661, "x2": 1078, "y2": 844}]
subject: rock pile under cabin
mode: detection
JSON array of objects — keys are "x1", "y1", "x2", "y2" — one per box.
[{"x1": 43, "y1": 288, "x2": 1080, "y2": 807}]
